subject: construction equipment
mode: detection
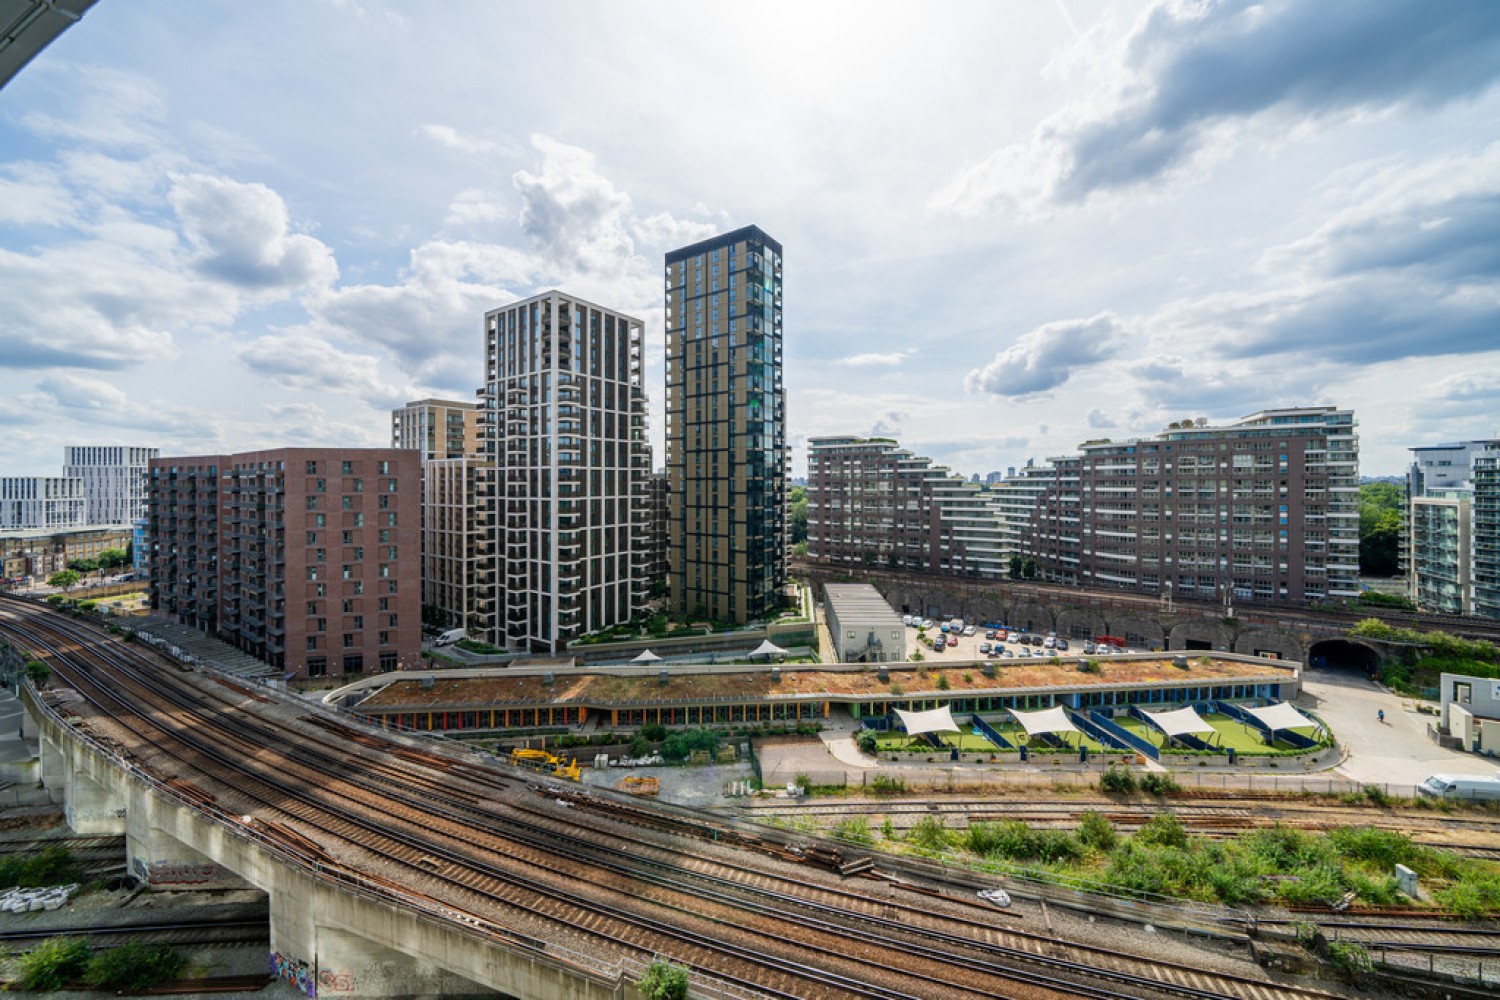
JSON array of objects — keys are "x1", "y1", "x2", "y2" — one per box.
[
  {"x1": 617, "y1": 775, "x2": 659, "y2": 797},
  {"x1": 509, "y1": 747, "x2": 582, "y2": 781}
]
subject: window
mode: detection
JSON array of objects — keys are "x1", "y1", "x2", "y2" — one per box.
[
  {"x1": 316, "y1": 618, "x2": 326, "y2": 632},
  {"x1": 343, "y1": 633, "x2": 355, "y2": 648},
  {"x1": 353, "y1": 615, "x2": 364, "y2": 629},
  {"x1": 342, "y1": 461, "x2": 353, "y2": 475},
  {"x1": 307, "y1": 567, "x2": 319, "y2": 581},
  {"x1": 342, "y1": 654, "x2": 363, "y2": 673},
  {"x1": 386, "y1": 580, "x2": 398, "y2": 594},
  {"x1": 306, "y1": 531, "x2": 318, "y2": 545},
  {"x1": 386, "y1": 513, "x2": 397, "y2": 526},
  {"x1": 378, "y1": 597, "x2": 389, "y2": 611},
  {"x1": 306, "y1": 496, "x2": 318, "y2": 511},
  {"x1": 352, "y1": 478, "x2": 363, "y2": 493},
  {"x1": 316, "y1": 548, "x2": 326, "y2": 562},
  {"x1": 387, "y1": 479, "x2": 398, "y2": 493},
  {"x1": 353, "y1": 581, "x2": 364, "y2": 595},
  {"x1": 379, "y1": 529, "x2": 390, "y2": 543},
  {"x1": 378, "y1": 630, "x2": 389, "y2": 645},
  {"x1": 315, "y1": 583, "x2": 326, "y2": 597},
  {"x1": 315, "y1": 478, "x2": 326, "y2": 493},
  {"x1": 378, "y1": 651, "x2": 397, "y2": 671},
  {"x1": 379, "y1": 563, "x2": 390, "y2": 578},
  {"x1": 306, "y1": 602, "x2": 318, "y2": 616},
  {"x1": 342, "y1": 565, "x2": 352, "y2": 580},
  {"x1": 386, "y1": 546, "x2": 397, "y2": 559},
  {"x1": 353, "y1": 512, "x2": 364, "y2": 527},
  {"x1": 342, "y1": 496, "x2": 353, "y2": 511},
  {"x1": 378, "y1": 495, "x2": 389, "y2": 510},
  {"x1": 315, "y1": 513, "x2": 326, "y2": 527},
  {"x1": 342, "y1": 599, "x2": 353, "y2": 613},
  {"x1": 387, "y1": 613, "x2": 397, "y2": 627},
  {"x1": 306, "y1": 461, "x2": 318, "y2": 475},
  {"x1": 378, "y1": 460, "x2": 390, "y2": 475},
  {"x1": 306, "y1": 636, "x2": 319, "y2": 651},
  {"x1": 307, "y1": 656, "x2": 327, "y2": 677},
  {"x1": 342, "y1": 531, "x2": 353, "y2": 544}
]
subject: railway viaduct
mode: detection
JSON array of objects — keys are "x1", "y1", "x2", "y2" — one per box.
[
  {"x1": 794, "y1": 563, "x2": 1438, "y2": 674},
  {"x1": 20, "y1": 686, "x2": 632, "y2": 999}
]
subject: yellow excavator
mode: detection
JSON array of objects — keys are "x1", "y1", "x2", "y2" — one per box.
[{"x1": 509, "y1": 747, "x2": 582, "y2": 781}]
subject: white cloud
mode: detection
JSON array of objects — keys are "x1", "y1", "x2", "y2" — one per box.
[
  {"x1": 841, "y1": 351, "x2": 908, "y2": 367},
  {"x1": 966, "y1": 313, "x2": 1125, "y2": 398},
  {"x1": 417, "y1": 124, "x2": 517, "y2": 157},
  {"x1": 237, "y1": 331, "x2": 409, "y2": 405},
  {"x1": 169, "y1": 173, "x2": 338, "y2": 290}
]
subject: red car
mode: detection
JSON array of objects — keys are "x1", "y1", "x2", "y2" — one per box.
[{"x1": 946, "y1": 636, "x2": 958, "y2": 647}]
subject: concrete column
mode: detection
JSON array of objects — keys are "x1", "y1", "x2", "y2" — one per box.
[
  {"x1": 64, "y1": 767, "x2": 126, "y2": 834},
  {"x1": 38, "y1": 732, "x2": 64, "y2": 803},
  {"x1": 125, "y1": 785, "x2": 249, "y2": 890}
]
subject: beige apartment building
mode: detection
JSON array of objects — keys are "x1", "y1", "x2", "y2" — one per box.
[{"x1": 665, "y1": 225, "x2": 787, "y2": 624}]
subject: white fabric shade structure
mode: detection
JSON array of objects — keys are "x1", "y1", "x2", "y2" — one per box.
[
  {"x1": 1141, "y1": 706, "x2": 1217, "y2": 739},
  {"x1": 630, "y1": 649, "x2": 662, "y2": 663},
  {"x1": 1007, "y1": 706, "x2": 1079, "y2": 738},
  {"x1": 894, "y1": 704, "x2": 961, "y2": 737},
  {"x1": 1244, "y1": 701, "x2": 1317, "y2": 733},
  {"x1": 749, "y1": 639, "x2": 787, "y2": 659}
]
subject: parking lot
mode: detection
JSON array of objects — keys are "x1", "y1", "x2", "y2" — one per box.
[{"x1": 900, "y1": 616, "x2": 1114, "y2": 663}]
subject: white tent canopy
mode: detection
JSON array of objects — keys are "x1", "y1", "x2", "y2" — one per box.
[
  {"x1": 1141, "y1": 706, "x2": 1216, "y2": 739},
  {"x1": 1008, "y1": 706, "x2": 1079, "y2": 738},
  {"x1": 1245, "y1": 701, "x2": 1316, "y2": 732},
  {"x1": 894, "y1": 705, "x2": 961, "y2": 737},
  {"x1": 750, "y1": 639, "x2": 787, "y2": 658},
  {"x1": 630, "y1": 649, "x2": 662, "y2": 663}
]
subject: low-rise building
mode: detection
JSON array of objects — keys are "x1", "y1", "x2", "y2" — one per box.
[
  {"x1": 0, "y1": 476, "x2": 85, "y2": 531},
  {"x1": 823, "y1": 582, "x2": 904, "y2": 663}
]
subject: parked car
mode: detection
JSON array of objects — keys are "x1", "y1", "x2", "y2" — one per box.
[
  {"x1": 902, "y1": 615, "x2": 912, "y2": 626},
  {"x1": 962, "y1": 625, "x2": 976, "y2": 637},
  {"x1": 1001, "y1": 648, "x2": 1013, "y2": 658},
  {"x1": 979, "y1": 642, "x2": 991, "y2": 654},
  {"x1": 922, "y1": 619, "x2": 934, "y2": 630},
  {"x1": 1043, "y1": 636, "x2": 1057, "y2": 649},
  {"x1": 947, "y1": 636, "x2": 958, "y2": 647},
  {"x1": 1418, "y1": 774, "x2": 1500, "y2": 801},
  {"x1": 932, "y1": 640, "x2": 946, "y2": 653},
  {"x1": 1057, "y1": 638, "x2": 1070, "y2": 652}
]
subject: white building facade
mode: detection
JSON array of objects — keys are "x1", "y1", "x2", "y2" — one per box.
[{"x1": 63, "y1": 445, "x2": 159, "y2": 527}]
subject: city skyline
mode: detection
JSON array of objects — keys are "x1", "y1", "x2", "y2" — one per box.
[{"x1": 3, "y1": 2, "x2": 1499, "y2": 481}]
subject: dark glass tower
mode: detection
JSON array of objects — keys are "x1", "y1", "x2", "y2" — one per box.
[{"x1": 664, "y1": 226, "x2": 786, "y2": 623}]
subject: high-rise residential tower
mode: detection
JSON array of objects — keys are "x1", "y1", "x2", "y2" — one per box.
[
  {"x1": 1405, "y1": 439, "x2": 1500, "y2": 617},
  {"x1": 665, "y1": 226, "x2": 786, "y2": 623},
  {"x1": 63, "y1": 445, "x2": 159, "y2": 526},
  {"x1": 483, "y1": 290, "x2": 651, "y2": 653}
]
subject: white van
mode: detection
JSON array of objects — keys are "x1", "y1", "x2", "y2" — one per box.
[
  {"x1": 1417, "y1": 773, "x2": 1500, "y2": 802},
  {"x1": 434, "y1": 628, "x2": 466, "y2": 647}
]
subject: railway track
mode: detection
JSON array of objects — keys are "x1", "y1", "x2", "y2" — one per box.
[
  {"x1": 1, "y1": 598, "x2": 1353, "y2": 999},
  {"x1": 0, "y1": 915, "x2": 268, "y2": 951}
]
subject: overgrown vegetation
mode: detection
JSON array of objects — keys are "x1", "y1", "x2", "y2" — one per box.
[
  {"x1": 16, "y1": 937, "x2": 91, "y2": 991},
  {"x1": 1358, "y1": 481, "x2": 1403, "y2": 577},
  {"x1": 1355, "y1": 618, "x2": 1500, "y2": 695},
  {"x1": 0, "y1": 845, "x2": 80, "y2": 888},
  {"x1": 84, "y1": 942, "x2": 187, "y2": 990},
  {"x1": 1099, "y1": 766, "x2": 1138, "y2": 794},
  {"x1": 635, "y1": 957, "x2": 689, "y2": 1000}
]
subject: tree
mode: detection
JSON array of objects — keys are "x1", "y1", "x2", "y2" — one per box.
[
  {"x1": 789, "y1": 485, "x2": 808, "y2": 545},
  {"x1": 65, "y1": 558, "x2": 99, "y2": 575},
  {"x1": 636, "y1": 958, "x2": 689, "y2": 1000},
  {"x1": 1021, "y1": 558, "x2": 1038, "y2": 580},
  {"x1": 1008, "y1": 554, "x2": 1023, "y2": 578},
  {"x1": 1358, "y1": 482, "x2": 1404, "y2": 577},
  {"x1": 48, "y1": 569, "x2": 81, "y2": 590},
  {"x1": 23, "y1": 660, "x2": 50, "y2": 688},
  {"x1": 97, "y1": 548, "x2": 131, "y2": 570}
]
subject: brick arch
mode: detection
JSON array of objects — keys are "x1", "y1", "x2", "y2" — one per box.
[
  {"x1": 1056, "y1": 607, "x2": 1108, "y2": 642},
  {"x1": 1008, "y1": 601, "x2": 1053, "y2": 634},
  {"x1": 1168, "y1": 620, "x2": 1235, "y2": 652},
  {"x1": 1232, "y1": 628, "x2": 1305, "y2": 663},
  {"x1": 1105, "y1": 613, "x2": 1167, "y2": 650}
]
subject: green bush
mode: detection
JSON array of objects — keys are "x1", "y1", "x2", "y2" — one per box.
[
  {"x1": 833, "y1": 816, "x2": 874, "y2": 846},
  {"x1": 24, "y1": 660, "x2": 50, "y2": 687},
  {"x1": 907, "y1": 815, "x2": 951, "y2": 853},
  {"x1": 1435, "y1": 867, "x2": 1500, "y2": 919},
  {"x1": 17, "y1": 937, "x2": 91, "y2": 991},
  {"x1": 635, "y1": 957, "x2": 689, "y2": 1000},
  {"x1": 659, "y1": 728, "x2": 717, "y2": 762},
  {"x1": 870, "y1": 773, "x2": 905, "y2": 796},
  {"x1": 855, "y1": 730, "x2": 878, "y2": 754},
  {"x1": 1077, "y1": 811, "x2": 1117, "y2": 852},
  {"x1": 85, "y1": 942, "x2": 186, "y2": 991},
  {"x1": 1099, "y1": 765, "x2": 1137, "y2": 794},
  {"x1": 1324, "y1": 940, "x2": 1373, "y2": 977},
  {"x1": 1140, "y1": 772, "x2": 1179, "y2": 796},
  {"x1": 641, "y1": 722, "x2": 668, "y2": 742},
  {"x1": 1135, "y1": 813, "x2": 1189, "y2": 850},
  {"x1": 0, "y1": 845, "x2": 80, "y2": 888}
]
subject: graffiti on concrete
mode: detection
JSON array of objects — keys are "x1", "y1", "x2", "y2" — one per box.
[
  {"x1": 271, "y1": 951, "x2": 316, "y2": 996},
  {"x1": 130, "y1": 856, "x2": 233, "y2": 887}
]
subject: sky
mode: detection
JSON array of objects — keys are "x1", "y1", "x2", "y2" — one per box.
[{"x1": 2, "y1": 0, "x2": 1499, "y2": 481}]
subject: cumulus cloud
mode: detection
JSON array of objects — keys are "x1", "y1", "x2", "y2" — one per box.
[
  {"x1": 170, "y1": 173, "x2": 338, "y2": 290},
  {"x1": 965, "y1": 313, "x2": 1125, "y2": 398},
  {"x1": 868, "y1": 411, "x2": 908, "y2": 437},
  {"x1": 237, "y1": 331, "x2": 409, "y2": 405},
  {"x1": 933, "y1": 0, "x2": 1500, "y2": 214},
  {"x1": 34, "y1": 373, "x2": 208, "y2": 434},
  {"x1": 513, "y1": 135, "x2": 635, "y2": 274},
  {"x1": 1086, "y1": 408, "x2": 1116, "y2": 429}
]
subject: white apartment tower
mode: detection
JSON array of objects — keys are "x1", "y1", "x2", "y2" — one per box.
[
  {"x1": 484, "y1": 291, "x2": 650, "y2": 653},
  {"x1": 62, "y1": 446, "x2": 160, "y2": 526}
]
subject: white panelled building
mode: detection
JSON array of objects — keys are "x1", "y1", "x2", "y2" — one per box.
[
  {"x1": 0, "y1": 477, "x2": 85, "y2": 531},
  {"x1": 62, "y1": 446, "x2": 158, "y2": 526},
  {"x1": 484, "y1": 291, "x2": 651, "y2": 653}
]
